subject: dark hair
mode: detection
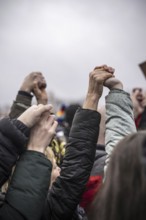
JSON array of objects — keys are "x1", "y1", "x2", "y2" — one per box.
[
  {"x1": 65, "y1": 104, "x2": 81, "y2": 127},
  {"x1": 88, "y1": 131, "x2": 146, "y2": 220}
]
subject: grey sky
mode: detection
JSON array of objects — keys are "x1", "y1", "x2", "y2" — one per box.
[{"x1": 0, "y1": 0, "x2": 146, "y2": 106}]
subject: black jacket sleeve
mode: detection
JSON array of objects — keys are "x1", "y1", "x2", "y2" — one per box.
[
  {"x1": 0, "y1": 151, "x2": 52, "y2": 220},
  {"x1": 0, "y1": 117, "x2": 29, "y2": 187},
  {"x1": 42, "y1": 108, "x2": 101, "y2": 220}
]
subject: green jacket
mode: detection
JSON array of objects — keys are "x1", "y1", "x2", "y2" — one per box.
[{"x1": 0, "y1": 151, "x2": 52, "y2": 220}]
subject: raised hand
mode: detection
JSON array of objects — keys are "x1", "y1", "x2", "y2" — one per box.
[
  {"x1": 20, "y1": 72, "x2": 47, "y2": 93},
  {"x1": 17, "y1": 104, "x2": 53, "y2": 128},
  {"x1": 27, "y1": 113, "x2": 58, "y2": 153},
  {"x1": 83, "y1": 65, "x2": 114, "y2": 110},
  {"x1": 33, "y1": 82, "x2": 48, "y2": 105},
  {"x1": 104, "y1": 77, "x2": 123, "y2": 90}
]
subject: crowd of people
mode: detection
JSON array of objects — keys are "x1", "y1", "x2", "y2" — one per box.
[{"x1": 0, "y1": 65, "x2": 146, "y2": 220}]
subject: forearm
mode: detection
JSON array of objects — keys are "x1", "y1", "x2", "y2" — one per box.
[
  {"x1": 83, "y1": 94, "x2": 100, "y2": 111},
  {"x1": 45, "y1": 108, "x2": 101, "y2": 220}
]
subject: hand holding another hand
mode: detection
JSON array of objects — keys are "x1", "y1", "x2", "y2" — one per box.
[
  {"x1": 83, "y1": 65, "x2": 114, "y2": 110},
  {"x1": 17, "y1": 104, "x2": 53, "y2": 128},
  {"x1": 27, "y1": 113, "x2": 58, "y2": 154},
  {"x1": 87, "y1": 65, "x2": 115, "y2": 98},
  {"x1": 33, "y1": 82, "x2": 48, "y2": 105},
  {"x1": 20, "y1": 72, "x2": 47, "y2": 94},
  {"x1": 104, "y1": 77, "x2": 123, "y2": 90}
]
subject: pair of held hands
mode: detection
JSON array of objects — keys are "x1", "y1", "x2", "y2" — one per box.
[
  {"x1": 20, "y1": 72, "x2": 48, "y2": 104},
  {"x1": 18, "y1": 65, "x2": 122, "y2": 154},
  {"x1": 88, "y1": 65, "x2": 122, "y2": 95},
  {"x1": 18, "y1": 104, "x2": 58, "y2": 154},
  {"x1": 83, "y1": 65, "x2": 123, "y2": 110}
]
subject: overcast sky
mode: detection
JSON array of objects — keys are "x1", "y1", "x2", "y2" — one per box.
[{"x1": 0, "y1": 0, "x2": 146, "y2": 106}]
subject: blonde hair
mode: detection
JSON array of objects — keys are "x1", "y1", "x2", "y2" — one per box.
[{"x1": 45, "y1": 147, "x2": 55, "y2": 164}]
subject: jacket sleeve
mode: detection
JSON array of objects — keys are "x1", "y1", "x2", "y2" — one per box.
[
  {"x1": 0, "y1": 151, "x2": 52, "y2": 220},
  {"x1": 104, "y1": 89, "x2": 136, "y2": 174},
  {"x1": 9, "y1": 91, "x2": 33, "y2": 119},
  {"x1": 42, "y1": 108, "x2": 101, "y2": 220},
  {"x1": 0, "y1": 118, "x2": 29, "y2": 187}
]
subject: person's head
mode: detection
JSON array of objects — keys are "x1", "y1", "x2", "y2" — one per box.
[
  {"x1": 45, "y1": 147, "x2": 61, "y2": 188},
  {"x1": 89, "y1": 131, "x2": 146, "y2": 220},
  {"x1": 132, "y1": 87, "x2": 143, "y2": 103}
]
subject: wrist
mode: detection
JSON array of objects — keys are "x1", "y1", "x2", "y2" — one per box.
[
  {"x1": 83, "y1": 94, "x2": 100, "y2": 110},
  {"x1": 111, "y1": 82, "x2": 123, "y2": 90},
  {"x1": 20, "y1": 86, "x2": 32, "y2": 94},
  {"x1": 27, "y1": 145, "x2": 45, "y2": 154},
  {"x1": 37, "y1": 98, "x2": 48, "y2": 105},
  {"x1": 17, "y1": 116, "x2": 30, "y2": 128}
]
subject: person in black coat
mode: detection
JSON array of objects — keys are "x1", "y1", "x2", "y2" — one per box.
[
  {"x1": 0, "y1": 103, "x2": 58, "y2": 220},
  {"x1": 0, "y1": 65, "x2": 114, "y2": 220},
  {"x1": 0, "y1": 104, "x2": 52, "y2": 188}
]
